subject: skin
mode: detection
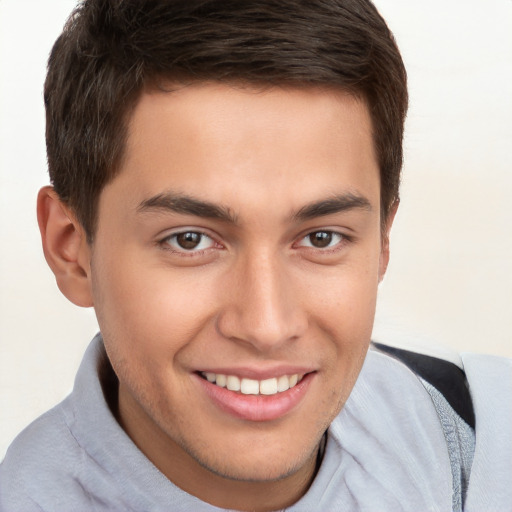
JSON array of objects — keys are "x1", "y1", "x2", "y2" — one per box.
[{"x1": 38, "y1": 83, "x2": 395, "y2": 511}]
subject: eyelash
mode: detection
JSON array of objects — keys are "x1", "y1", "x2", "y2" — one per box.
[
  {"x1": 295, "y1": 231, "x2": 348, "y2": 252},
  {"x1": 159, "y1": 229, "x2": 350, "y2": 258},
  {"x1": 159, "y1": 231, "x2": 219, "y2": 255}
]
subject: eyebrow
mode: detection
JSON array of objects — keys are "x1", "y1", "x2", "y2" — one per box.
[
  {"x1": 293, "y1": 193, "x2": 372, "y2": 221},
  {"x1": 137, "y1": 193, "x2": 238, "y2": 223},
  {"x1": 137, "y1": 191, "x2": 371, "y2": 224}
]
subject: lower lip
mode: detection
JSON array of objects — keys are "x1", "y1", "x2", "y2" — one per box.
[{"x1": 195, "y1": 373, "x2": 314, "y2": 422}]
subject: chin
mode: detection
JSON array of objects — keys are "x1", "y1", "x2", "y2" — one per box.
[{"x1": 186, "y1": 431, "x2": 320, "y2": 483}]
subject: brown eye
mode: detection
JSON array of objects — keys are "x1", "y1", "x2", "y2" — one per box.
[
  {"x1": 309, "y1": 231, "x2": 333, "y2": 248},
  {"x1": 296, "y1": 230, "x2": 343, "y2": 250},
  {"x1": 163, "y1": 231, "x2": 215, "y2": 252},
  {"x1": 176, "y1": 232, "x2": 202, "y2": 249}
]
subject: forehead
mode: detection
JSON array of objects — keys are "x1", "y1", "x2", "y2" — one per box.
[{"x1": 105, "y1": 83, "x2": 379, "y2": 220}]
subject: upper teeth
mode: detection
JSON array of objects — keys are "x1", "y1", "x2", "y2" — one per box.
[{"x1": 202, "y1": 372, "x2": 301, "y2": 396}]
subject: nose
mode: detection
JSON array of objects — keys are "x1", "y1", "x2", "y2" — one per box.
[{"x1": 216, "y1": 250, "x2": 308, "y2": 352}]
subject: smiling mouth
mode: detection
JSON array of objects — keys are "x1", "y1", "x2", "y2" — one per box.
[{"x1": 199, "y1": 372, "x2": 305, "y2": 396}]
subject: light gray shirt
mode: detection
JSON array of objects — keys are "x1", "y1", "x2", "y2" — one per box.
[{"x1": 1, "y1": 335, "x2": 510, "y2": 511}]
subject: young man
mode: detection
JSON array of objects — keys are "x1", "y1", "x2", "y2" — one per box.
[{"x1": 0, "y1": 1, "x2": 510, "y2": 511}]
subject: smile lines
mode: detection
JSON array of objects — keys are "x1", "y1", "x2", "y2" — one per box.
[{"x1": 200, "y1": 372, "x2": 304, "y2": 396}]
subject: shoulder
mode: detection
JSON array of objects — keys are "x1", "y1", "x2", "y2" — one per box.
[
  {"x1": 372, "y1": 342, "x2": 475, "y2": 427},
  {"x1": 458, "y1": 353, "x2": 512, "y2": 510},
  {"x1": 370, "y1": 343, "x2": 512, "y2": 510},
  {"x1": 0, "y1": 396, "x2": 92, "y2": 511},
  {"x1": 372, "y1": 343, "x2": 512, "y2": 426}
]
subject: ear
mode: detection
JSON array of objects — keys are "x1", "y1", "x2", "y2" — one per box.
[
  {"x1": 37, "y1": 186, "x2": 94, "y2": 307},
  {"x1": 378, "y1": 199, "x2": 399, "y2": 282}
]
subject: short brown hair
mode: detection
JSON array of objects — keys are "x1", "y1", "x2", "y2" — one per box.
[{"x1": 45, "y1": 0, "x2": 407, "y2": 241}]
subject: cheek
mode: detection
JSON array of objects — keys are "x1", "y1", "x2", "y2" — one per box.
[
  {"x1": 91, "y1": 251, "x2": 220, "y2": 357},
  {"x1": 309, "y1": 255, "x2": 380, "y2": 332},
  {"x1": 304, "y1": 255, "x2": 379, "y2": 391}
]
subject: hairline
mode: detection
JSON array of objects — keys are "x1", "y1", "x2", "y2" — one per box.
[{"x1": 82, "y1": 78, "x2": 393, "y2": 244}]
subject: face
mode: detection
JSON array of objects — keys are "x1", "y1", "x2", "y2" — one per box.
[{"x1": 88, "y1": 83, "x2": 390, "y2": 503}]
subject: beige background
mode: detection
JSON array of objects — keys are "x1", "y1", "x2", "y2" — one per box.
[{"x1": 1, "y1": 0, "x2": 511, "y2": 459}]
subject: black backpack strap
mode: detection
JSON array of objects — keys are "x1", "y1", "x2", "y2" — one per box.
[{"x1": 372, "y1": 342, "x2": 475, "y2": 428}]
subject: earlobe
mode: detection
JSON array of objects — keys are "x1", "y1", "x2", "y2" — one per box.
[
  {"x1": 37, "y1": 186, "x2": 94, "y2": 307},
  {"x1": 378, "y1": 200, "x2": 399, "y2": 282}
]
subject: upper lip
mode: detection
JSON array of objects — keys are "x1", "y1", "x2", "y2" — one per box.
[{"x1": 196, "y1": 365, "x2": 316, "y2": 380}]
